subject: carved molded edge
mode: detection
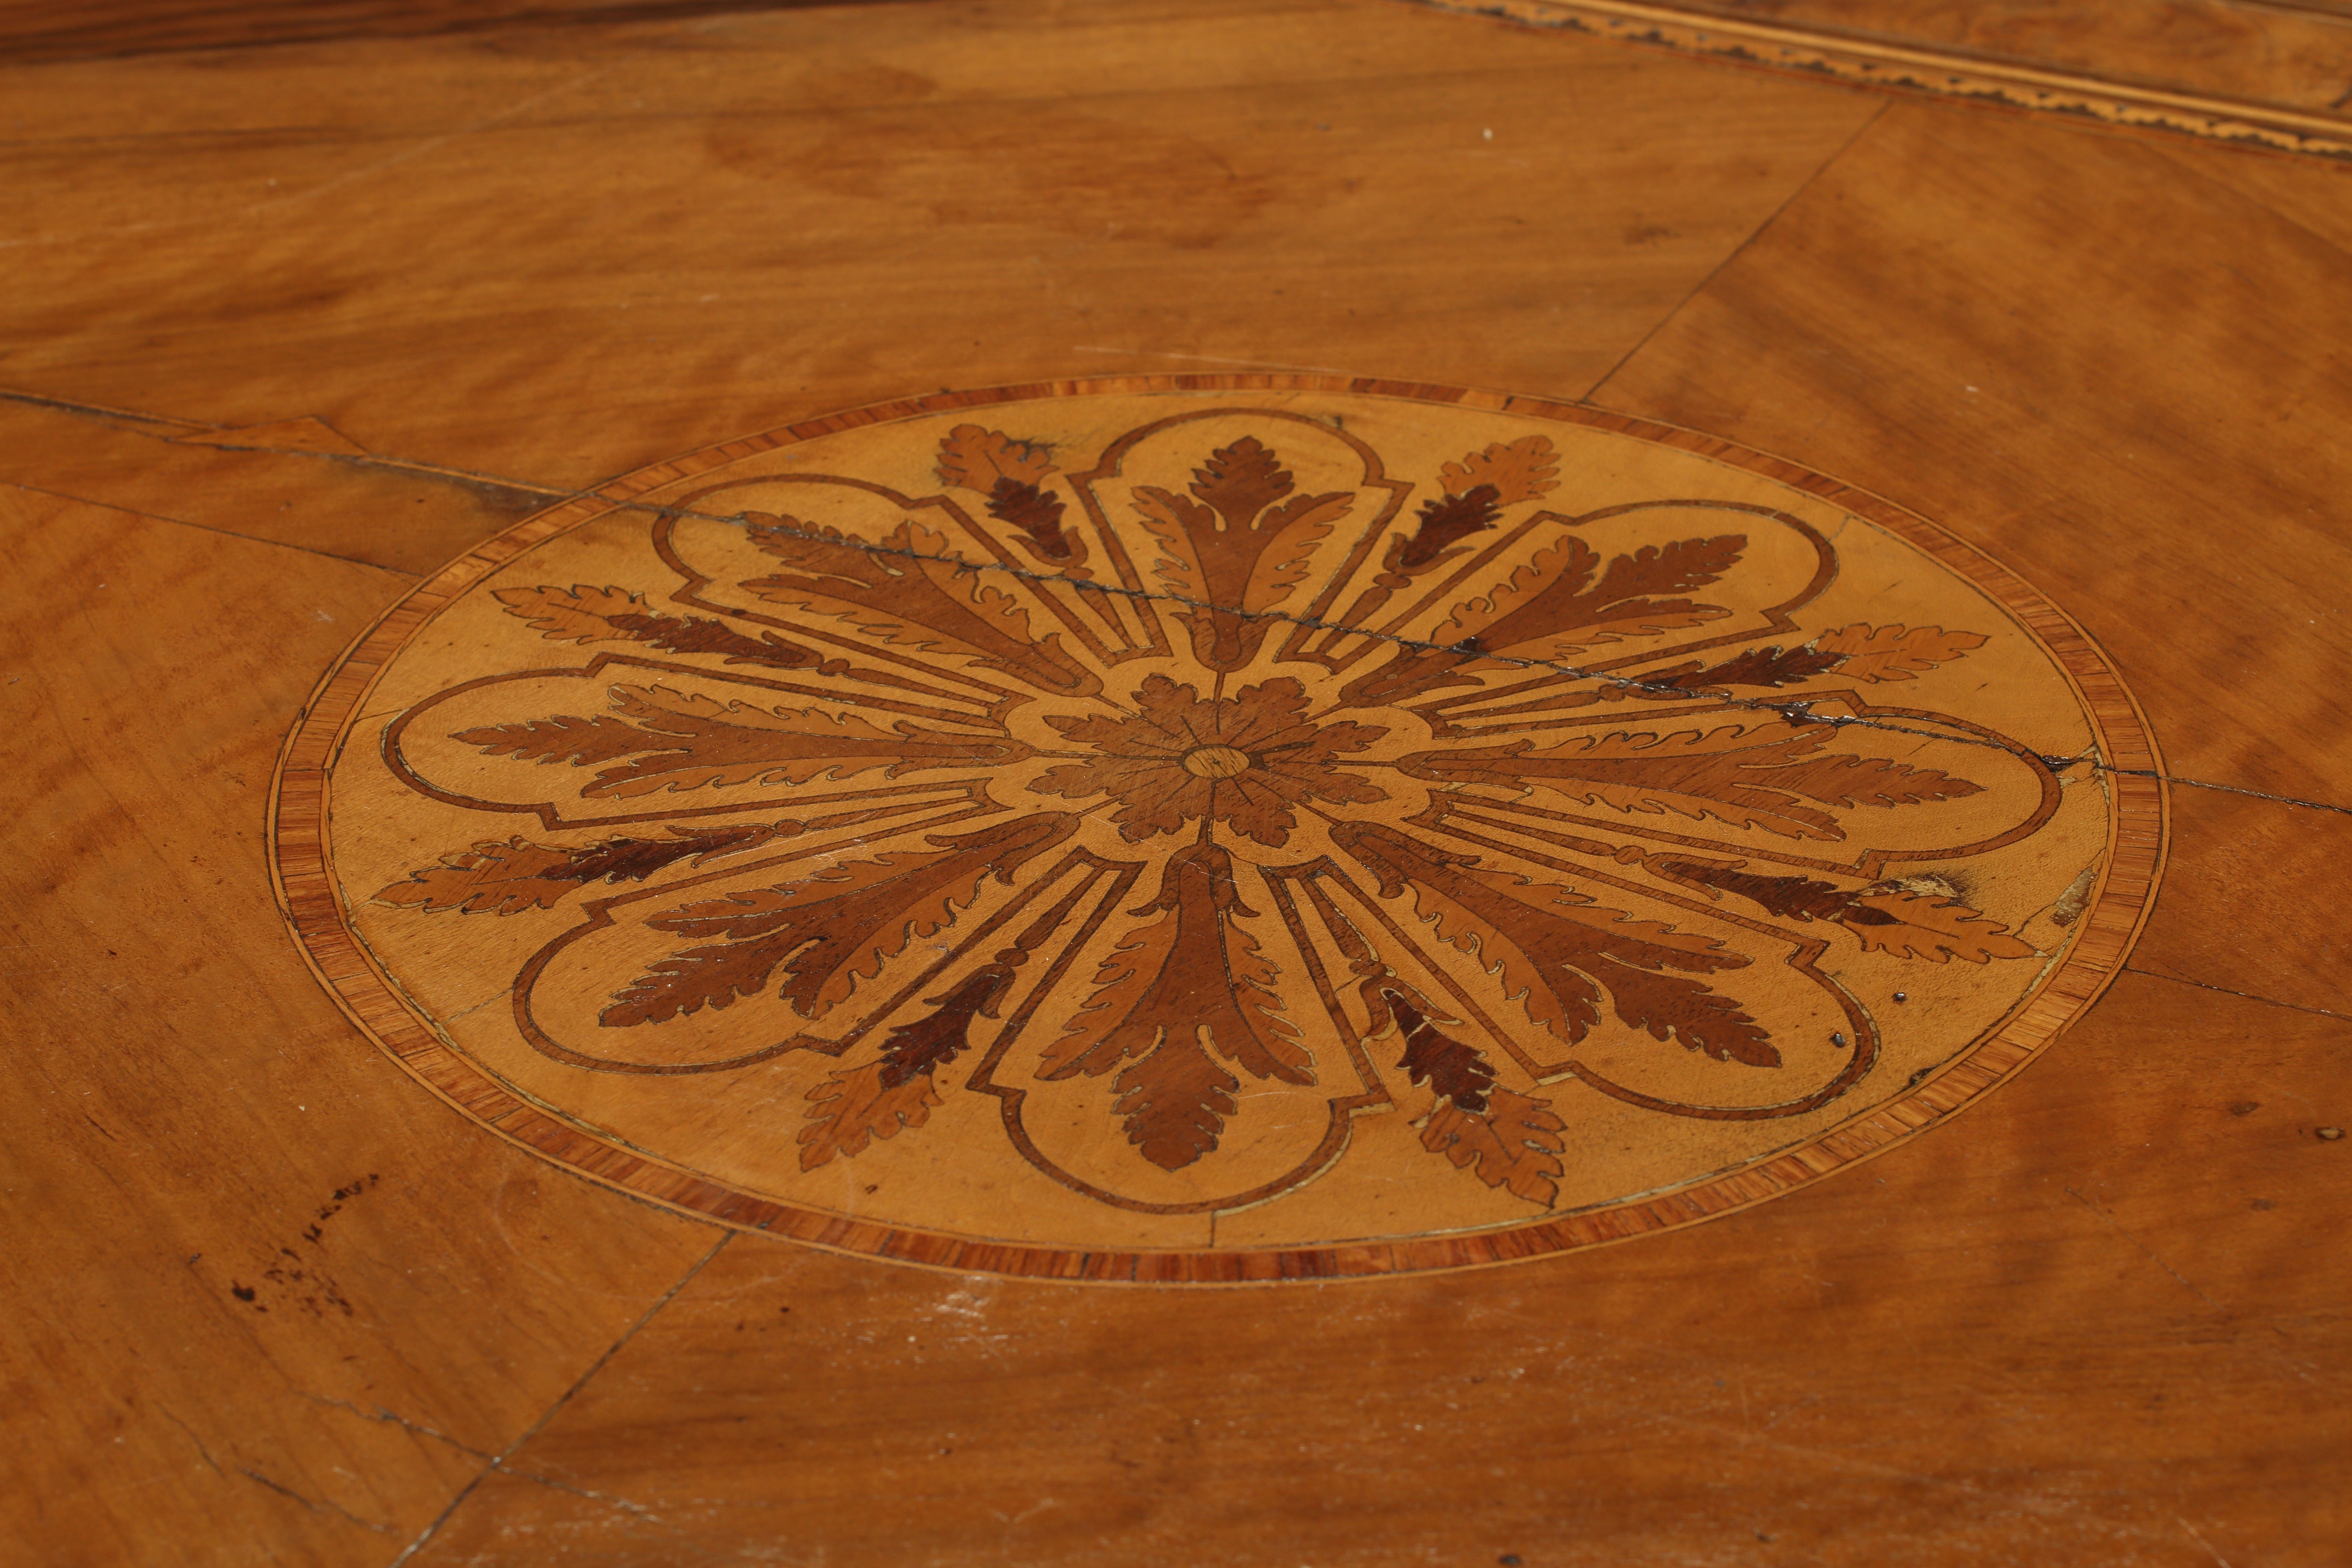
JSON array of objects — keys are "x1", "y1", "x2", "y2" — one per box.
[{"x1": 1408, "y1": 0, "x2": 2352, "y2": 163}]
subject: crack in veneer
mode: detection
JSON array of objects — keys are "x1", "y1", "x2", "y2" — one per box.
[
  {"x1": 472, "y1": 487, "x2": 2352, "y2": 818},
  {"x1": 14, "y1": 384, "x2": 2341, "y2": 816}
]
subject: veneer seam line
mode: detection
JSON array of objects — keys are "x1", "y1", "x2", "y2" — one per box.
[
  {"x1": 1583, "y1": 99, "x2": 1892, "y2": 403},
  {"x1": 0, "y1": 386, "x2": 658, "y2": 505},
  {"x1": 2147, "y1": 137, "x2": 2352, "y2": 268},
  {"x1": 7, "y1": 479, "x2": 418, "y2": 576},
  {"x1": 384, "y1": 1232, "x2": 731, "y2": 1566}
]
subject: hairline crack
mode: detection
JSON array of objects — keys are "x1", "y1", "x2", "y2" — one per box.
[{"x1": 595, "y1": 492, "x2": 2098, "y2": 777}]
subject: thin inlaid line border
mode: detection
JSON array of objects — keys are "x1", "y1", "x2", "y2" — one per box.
[{"x1": 266, "y1": 373, "x2": 2168, "y2": 1284}]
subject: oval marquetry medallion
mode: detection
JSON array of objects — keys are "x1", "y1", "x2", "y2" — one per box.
[{"x1": 271, "y1": 377, "x2": 2164, "y2": 1281}]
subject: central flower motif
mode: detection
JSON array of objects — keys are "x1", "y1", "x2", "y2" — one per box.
[
  {"x1": 1028, "y1": 672, "x2": 1389, "y2": 849},
  {"x1": 1179, "y1": 744, "x2": 1252, "y2": 780}
]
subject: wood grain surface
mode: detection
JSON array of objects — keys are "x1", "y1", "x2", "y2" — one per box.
[
  {"x1": 275, "y1": 377, "x2": 2161, "y2": 1278},
  {"x1": 3, "y1": 0, "x2": 2346, "y2": 1563},
  {"x1": 1592, "y1": 101, "x2": 2352, "y2": 1015},
  {"x1": 404, "y1": 974, "x2": 2350, "y2": 1567},
  {"x1": 0, "y1": 486, "x2": 722, "y2": 1558}
]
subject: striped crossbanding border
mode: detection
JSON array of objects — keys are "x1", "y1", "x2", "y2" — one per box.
[{"x1": 269, "y1": 374, "x2": 2168, "y2": 1284}]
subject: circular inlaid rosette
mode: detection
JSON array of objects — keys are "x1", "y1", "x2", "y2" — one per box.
[{"x1": 273, "y1": 377, "x2": 2163, "y2": 1281}]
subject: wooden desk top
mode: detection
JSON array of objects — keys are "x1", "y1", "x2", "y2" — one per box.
[{"x1": 4, "y1": 2, "x2": 2346, "y2": 1563}]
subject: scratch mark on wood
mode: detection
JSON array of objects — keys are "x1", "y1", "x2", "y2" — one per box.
[
  {"x1": 2175, "y1": 1513, "x2": 2237, "y2": 1568},
  {"x1": 297, "y1": 1392, "x2": 492, "y2": 1460},
  {"x1": 2064, "y1": 1186, "x2": 2223, "y2": 1311},
  {"x1": 156, "y1": 1406, "x2": 222, "y2": 1477},
  {"x1": 238, "y1": 1467, "x2": 394, "y2": 1534}
]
